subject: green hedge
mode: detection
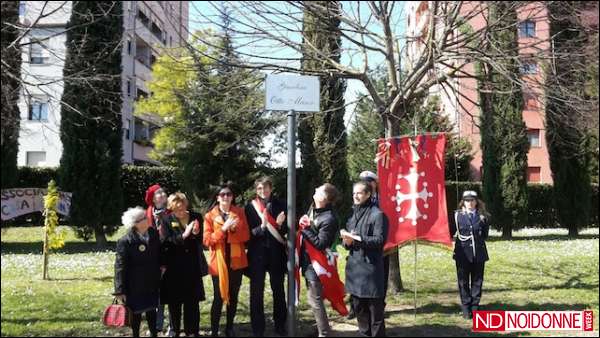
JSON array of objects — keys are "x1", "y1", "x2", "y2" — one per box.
[
  {"x1": 6, "y1": 166, "x2": 599, "y2": 228},
  {"x1": 120, "y1": 165, "x2": 182, "y2": 208},
  {"x1": 445, "y1": 182, "x2": 598, "y2": 228}
]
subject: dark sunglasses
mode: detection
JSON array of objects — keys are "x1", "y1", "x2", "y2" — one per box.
[
  {"x1": 464, "y1": 198, "x2": 475, "y2": 202},
  {"x1": 218, "y1": 192, "x2": 233, "y2": 197}
]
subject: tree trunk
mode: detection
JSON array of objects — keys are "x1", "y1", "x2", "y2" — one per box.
[
  {"x1": 502, "y1": 224, "x2": 512, "y2": 239},
  {"x1": 384, "y1": 112, "x2": 404, "y2": 293},
  {"x1": 387, "y1": 249, "x2": 404, "y2": 293},
  {"x1": 42, "y1": 224, "x2": 49, "y2": 280},
  {"x1": 94, "y1": 227, "x2": 108, "y2": 249},
  {"x1": 568, "y1": 224, "x2": 579, "y2": 237}
]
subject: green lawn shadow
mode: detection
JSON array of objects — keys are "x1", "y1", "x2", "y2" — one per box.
[
  {"x1": 1, "y1": 241, "x2": 117, "y2": 254},
  {"x1": 486, "y1": 233, "x2": 598, "y2": 242}
]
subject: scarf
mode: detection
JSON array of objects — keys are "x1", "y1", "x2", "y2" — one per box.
[{"x1": 213, "y1": 209, "x2": 243, "y2": 305}]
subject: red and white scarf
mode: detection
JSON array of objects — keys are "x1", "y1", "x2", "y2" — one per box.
[
  {"x1": 294, "y1": 214, "x2": 348, "y2": 316},
  {"x1": 251, "y1": 197, "x2": 285, "y2": 245}
]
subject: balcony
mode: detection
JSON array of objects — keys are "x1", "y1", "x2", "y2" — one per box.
[{"x1": 136, "y1": 8, "x2": 165, "y2": 47}]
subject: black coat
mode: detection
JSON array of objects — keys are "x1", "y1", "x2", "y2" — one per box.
[
  {"x1": 300, "y1": 206, "x2": 338, "y2": 282},
  {"x1": 344, "y1": 202, "x2": 388, "y2": 299},
  {"x1": 245, "y1": 196, "x2": 287, "y2": 272},
  {"x1": 449, "y1": 209, "x2": 490, "y2": 263},
  {"x1": 114, "y1": 227, "x2": 161, "y2": 297},
  {"x1": 160, "y1": 211, "x2": 206, "y2": 304}
]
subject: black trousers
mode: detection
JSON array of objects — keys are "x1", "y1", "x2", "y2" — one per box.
[
  {"x1": 131, "y1": 309, "x2": 157, "y2": 337},
  {"x1": 168, "y1": 301, "x2": 200, "y2": 336},
  {"x1": 211, "y1": 268, "x2": 243, "y2": 335},
  {"x1": 383, "y1": 255, "x2": 390, "y2": 297},
  {"x1": 249, "y1": 258, "x2": 287, "y2": 335},
  {"x1": 352, "y1": 296, "x2": 386, "y2": 337},
  {"x1": 456, "y1": 260, "x2": 485, "y2": 312}
]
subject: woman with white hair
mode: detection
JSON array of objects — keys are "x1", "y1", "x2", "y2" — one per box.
[{"x1": 114, "y1": 206, "x2": 162, "y2": 337}]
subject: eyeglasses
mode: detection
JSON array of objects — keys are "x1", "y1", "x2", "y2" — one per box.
[{"x1": 218, "y1": 192, "x2": 233, "y2": 197}]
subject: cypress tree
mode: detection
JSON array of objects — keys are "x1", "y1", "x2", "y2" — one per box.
[
  {"x1": 1, "y1": 1, "x2": 21, "y2": 189},
  {"x1": 545, "y1": 1, "x2": 593, "y2": 236},
  {"x1": 59, "y1": 1, "x2": 124, "y2": 246},
  {"x1": 478, "y1": 2, "x2": 529, "y2": 238},
  {"x1": 300, "y1": 1, "x2": 350, "y2": 216}
]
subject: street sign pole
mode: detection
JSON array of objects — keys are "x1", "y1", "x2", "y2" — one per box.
[
  {"x1": 264, "y1": 73, "x2": 319, "y2": 337},
  {"x1": 286, "y1": 109, "x2": 297, "y2": 337}
]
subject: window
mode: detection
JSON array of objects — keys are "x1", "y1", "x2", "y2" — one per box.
[
  {"x1": 30, "y1": 38, "x2": 50, "y2": 64},
  {"x1": 138, "y1": 9, "x2": 150, "y2": 27},
  {"x1": 127, "y1": 80, "x2": 131, "y2": 96},
  {"x1": 26, "y1": 151, "x2": 46, "y2": 167},
  {"x1": 519, "y1": 20, "x2": 536, "y2": 38},
  {"x1": 523, "y1": 92, "x2": 538, "y2": 110},
  {"x1": 19, "y1": 2, "x2": 26, "y2": 16},
  {"x1": 127, "y1": 39, "x2": 132, "y2": 55},
  {"x1": 520, "y1": 62, "x2": 538, "y2": 74},
  {"x1": 136, "y1": 88, "x2": 149, "y2": 100},
  {"x1": 28, "y1": 97, "x2": 49, "y2": 121},
  {"x1": 124, "y1": 119, "x2": 131, "y2": 140},
  {"x1": 135, "y1": 120, "x2": 150, "y2": 141},
  {"x1": 527, "y1": 129, "x2": 541, "y2": 147},
  {"x1": 527, "y1": 167, "x2": 541, "y2": 183}
]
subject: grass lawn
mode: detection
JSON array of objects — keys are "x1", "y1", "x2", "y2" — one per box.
[{"x1": 1, "y1": 226, "x2": 598, "y2": 337}]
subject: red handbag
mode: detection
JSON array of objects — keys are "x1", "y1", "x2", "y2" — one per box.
[{"x1": 103, "y1": 297, "x2": 131, "y2": 327}]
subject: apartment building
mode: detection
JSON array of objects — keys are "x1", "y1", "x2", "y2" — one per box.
[{"x1": 17, "y1": 1, "x2": 189, "y2": 167}]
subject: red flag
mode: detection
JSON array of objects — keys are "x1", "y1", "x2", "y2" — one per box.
[
  {"x1": 377, "y1": 134, "x2": 452, "y2": 250},
  {"x1": 294, "y1": 217, "x2": 349, "y2": 316}
]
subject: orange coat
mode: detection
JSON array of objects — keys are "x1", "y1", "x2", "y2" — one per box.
[{"x1": 203, "y1": 205, "x2": 250, "y2": 275}]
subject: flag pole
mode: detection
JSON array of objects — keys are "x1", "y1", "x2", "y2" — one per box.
[{"x1": 414, "y1": 239, "x2": 417, "y2": 320}]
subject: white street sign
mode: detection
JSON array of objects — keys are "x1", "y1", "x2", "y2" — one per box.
[{"x1": 265, "y1": 73, "x2": 320, "y2": 112}]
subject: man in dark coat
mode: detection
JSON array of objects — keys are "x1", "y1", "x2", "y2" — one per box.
[
  {"x1": 449, "y1": 190, "x2": 490, "y2": 319},
  {"x1": 342, "y1": 181, "x2": 388, "y2": 337},
  {"x1": 245, "y1": 176, "x2": 288, "y2": 336}
]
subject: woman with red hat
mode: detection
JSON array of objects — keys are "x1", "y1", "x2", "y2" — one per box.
[{"x1": 144, "y1": 184, "x2": 171, "y2": 335}]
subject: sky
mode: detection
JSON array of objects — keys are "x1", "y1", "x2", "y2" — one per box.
[{"x1": 187, "y1": 1, "x2": 407, "y2": 166}]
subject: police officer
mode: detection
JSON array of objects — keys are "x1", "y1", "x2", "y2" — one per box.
[{"x1": 450, "y1": 190, "x2": 490, "y2": 319}]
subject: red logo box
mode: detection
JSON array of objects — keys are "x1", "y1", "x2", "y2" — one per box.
[{"x1": 473, "y1": 310, "x2": 594, "y2": 332}]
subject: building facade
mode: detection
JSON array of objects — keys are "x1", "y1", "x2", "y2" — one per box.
[
  {"x1": 405, "y1": 1, "x2": 552, "y2": 183},
  {"x1": 17, "y1": 1, "x2": 189, "y2": 167}
]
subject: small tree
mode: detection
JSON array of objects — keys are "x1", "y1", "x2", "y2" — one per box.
[{"x1": 42, "y1": 180, "x2": 66, "y2": 280}]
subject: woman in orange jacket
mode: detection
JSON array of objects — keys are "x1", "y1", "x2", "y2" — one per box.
[{"x1": 203, "y1": 183, "x2": 250, "y2": 337}]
